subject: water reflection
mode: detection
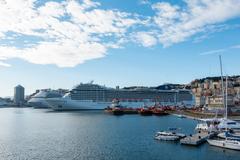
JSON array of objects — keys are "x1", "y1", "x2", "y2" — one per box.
[{"x1": 0, "y1": 108, "x2": 238, "y2": 160}]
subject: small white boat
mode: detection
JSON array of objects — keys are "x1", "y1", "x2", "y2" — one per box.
[
  {"x1": 207, "y1": 139, "x2": 240, "y2": 150},
  {"x1": 218, "y1": 131, "x2": 240, "y2": 141},
  {"x1": 195, "y1": 119, "x2": 220, "y2": 132},
  {"x1": 177, "y1": 114, "x2": 186, "y2": 118},
  {"x1": 155, "y1": 131, "x2": 186, "y2": 141}
]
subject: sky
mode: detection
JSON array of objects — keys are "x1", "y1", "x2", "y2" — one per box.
[{"x1": 0, "y1": 0, "x2": 240, "y2": 97}]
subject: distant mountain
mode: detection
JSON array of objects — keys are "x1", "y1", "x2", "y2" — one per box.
[
  {"x1": 122, "y1": 86, "x2": 149, "y2": 90},
  {"x1": 154, "y1": 83, "x2": 187, "y2": 90},
  {"x1": 192, "y1": 75, "x2": 240, "y2": 83},
  {"x1": 122, "y1": 83, "x2": 188, "y2": 91}
]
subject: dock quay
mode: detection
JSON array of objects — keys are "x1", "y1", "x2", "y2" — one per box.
[{"x1": 180, "y1": 132, "x2": 215, "y2": 146}]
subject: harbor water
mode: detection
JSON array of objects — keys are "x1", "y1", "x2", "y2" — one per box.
[{"x1": 0, "y1": 108, "x2": 239, "y2": 160}]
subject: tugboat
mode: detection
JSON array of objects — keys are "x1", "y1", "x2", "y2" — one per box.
[
  {"x1": 139, "y1": 104, "x2": 152, "y2": 116},
  {"x1": 112, "y1": 107, "x2": 124, "y2": 115},
  {"x1": 122, "y1": 107, "x2": 138, "y2": 114},
  {"x1": 107, "y1": 99, "x2": 124, "y2": 116},
  {"x1": 152, "y1": 108, "x2": 169, "y2": 116}
]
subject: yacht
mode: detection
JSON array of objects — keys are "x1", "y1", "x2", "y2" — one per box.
[
  {"x1": 155, "y1": 131, "x2": 186, "y2": 141},
  {"x1": 195, "y1": 118, "x2": 220, "y2": 131},
  {"x1": 28, "y1": 90, "x2": 64, "y2": 108},
  {"x1": 218, "y1": 131, "x2": 240, "y2": 140},
  {"x1": 207, "y1": 139, "x2": 240, "y2": 150},
  {"x1": 46, "y1": 82, "x2": 193, "y2": 111},
  {"x1": 217, "y1": 119, "x2": 240, "y2": 131}
]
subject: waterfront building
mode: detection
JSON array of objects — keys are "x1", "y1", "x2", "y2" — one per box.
[
  {"x1": 14, "y1": 85, "x2": 25, "y2": 106},
  {"x1": 191, "y1": 76, "x2": 240, "y2": 110},
  {"x1": 195, "y1": 96, "x2": 206, "y2": 107},
  {"x1": 206, "y1": 95, "x2": 235, "y2": 111}
]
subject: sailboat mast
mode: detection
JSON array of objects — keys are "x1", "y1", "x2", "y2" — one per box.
[
  {"x1": 225, "y1": 76, "x2": 228, "y2": 119},
  {"x1": 219, "y1": 55, "x2": 225, "y2": 112}
]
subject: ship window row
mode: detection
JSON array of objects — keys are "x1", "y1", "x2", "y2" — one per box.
[{"x1": 69, "y1": 90, "x2": 192, "y2": 102}]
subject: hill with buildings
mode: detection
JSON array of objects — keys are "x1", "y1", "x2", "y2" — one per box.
[{"x1": 190, "y1": 75, "x2": 240, "y2": 110}]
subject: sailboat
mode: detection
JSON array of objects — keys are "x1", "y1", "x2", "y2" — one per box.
[{"x1": 207, "y1": 56, "x2": 240, "y2": 151}]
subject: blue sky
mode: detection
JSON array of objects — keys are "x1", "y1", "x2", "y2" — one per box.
[{"x1": 0, "y1": 0, "x2": 240, "y2": 97}]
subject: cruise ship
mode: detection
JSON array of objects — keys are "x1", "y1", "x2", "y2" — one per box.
[
  {"x1": 28, "y1": 89, "x2": 66, "y2": 108},
  {"x1": 46, "y1": 82, "x2": 193, "y2": 110}
]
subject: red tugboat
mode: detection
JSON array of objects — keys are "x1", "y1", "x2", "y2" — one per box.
[
  {"x1": 152, "y1": 108, "x2": 169, "y2": 116},
  {"x1": 112, "y1": 107, "x2": 124, "y2": 115},
  {"x1": 108, "y1": 99, "x2": 124, "y2": 115},
  {"x1": 139, "y1": 105, "x2": 152, "y2": 116}
]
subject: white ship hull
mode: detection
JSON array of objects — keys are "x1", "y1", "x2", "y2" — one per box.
[
  {"x1": 46, "y1": 97, "x2": 156, "y2": 110},
  {"x1": 28, "y1": 98, "x2": 51, "y2": 108},
  {"x1": 46, "y1": 98, "x2": 108, "y2": 110},
  {"x1": 207, "y1": 139, "x2": 240, "y2": 150}
]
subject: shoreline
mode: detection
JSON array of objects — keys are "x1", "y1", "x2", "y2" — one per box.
[
  {"x1": 1, "y1": 106, "x2": 240, "y2": 121},
  {"x1": 168, "y1": 110, "x2": 240, "y2": 121}
]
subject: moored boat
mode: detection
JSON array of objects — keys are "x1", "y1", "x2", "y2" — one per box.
[
  {"x1": 155, "y1": 131, "x2": 186, "y2": 141},
  {"x1": 28, "y1": 89, "x2": 64, "y2": 108},
  {"x1": 122, "y1": 108, "x2": 138, "y2": 114},
  {"x1": 176, "y1": 114, "x2": 186, "y2": 118},
  {"x1": 218, "y1": 131, "x2": 240, "y2": 141},
  {"x1": 152, "y1": 108, "x2": 169, "y2": 116},
  {"x1": 46, "y1": 82, "x2": 193, "y2": 110},
  {"x1": 207, "y1": 139, "x2": 240, "y2": 150},
  {"x1": 139, "y1": 107, "x2": 152, "y2": 116},
  {"x1": 106, "y1": 99, "x2": 124, "y2": 115},
  {"x1": 195, "y1": 118, "x2": 220, "y2": 132},
  {"x1": 111, "y1": 108, "x2": 124, "y2": 115}
]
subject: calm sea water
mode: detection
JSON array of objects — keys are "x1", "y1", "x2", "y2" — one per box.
[{"x1": 0, "y1": 108, "x2": 239, "y2": 160}]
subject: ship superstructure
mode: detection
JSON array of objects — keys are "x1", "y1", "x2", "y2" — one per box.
[{"x1": 46, "y1": 82, "x2": 193, "y2": 110}]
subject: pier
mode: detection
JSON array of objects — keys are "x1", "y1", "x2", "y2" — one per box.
[{"x1": 180, "y1": 132, "x2": 215, "y2": 146}]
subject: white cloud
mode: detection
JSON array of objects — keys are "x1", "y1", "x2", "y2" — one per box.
[
  {"x1": 0, "y1": 61, "x2": 11, "y2": 67},
  {"x1": 0, "y1": 0, "x2": 240, "y2": 67},
  {"x1": 134, "y1": 32, "x2": 157, "y2": 47},
  {"x1": 38, "y1": 1, "x2": 66, "y2": 18},
  {"x1": 199, "y1": 48, "x2": 226, "y2": 55},
  {"x1": 0, "y1": 0, "x2": 140, "y2": 67},
  {"x1": 151, "y1": 0, "x2": 240, "y2": 47},
  {"x1": 199, "y1": 43, "x2": 240, "y2": 55},
  {"x1": 139, "y1": 0, "x2": 151, "y2": 5},
  {"x1": 231, "y1": 44, "x2": 240, "y2": 49}
]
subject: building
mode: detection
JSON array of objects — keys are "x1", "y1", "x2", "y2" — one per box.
[
  {"x1": 191, "y1": 76, "x2": 240, "y2": 109},
  {"x1": 195, "y1": 96, "x2": 205, "y2": 107},
  {"x1": 14, "y1": 85, "x2": 25, "y2": 106}
]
